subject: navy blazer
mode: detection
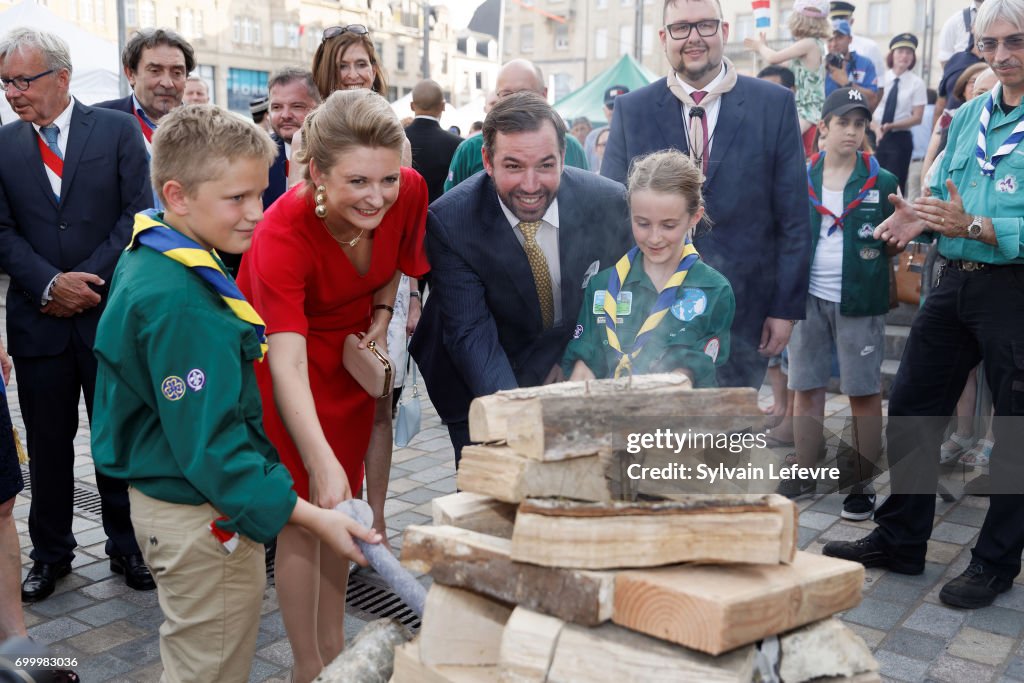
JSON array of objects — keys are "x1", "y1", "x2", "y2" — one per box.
[
  {"x1": 93, "y1": 94, "x2": 135, "y2": 116},
  {"x1": 405, "y1": 117, "x2": 464, "y2": 203},
  {"x1": 410, "y1": 167, "x2": 632, "y2": 424},
  {"x1": 601, "y1": 75, "x2": 811, "y2": 387},
  {"x1": 0, "y1": 100, "x2": 152, "y2": 357},
  {"x1": 264, "y1": 134, "x2": 288, "y2": 210}
]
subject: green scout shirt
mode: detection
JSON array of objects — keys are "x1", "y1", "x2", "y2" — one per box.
[
  {"x1": 561, "y1": 257, "x2": 735, "y2": 387},
  {"x1": 443, "y1": 132, "x2": 590, "y2": 193},
  {"x1": 807, "y1": 154, "x2": 898, "y2": 316},
  {"x1": 92, "y1": 237, "x2": 297, "y2": 544},
  {"x1": 929, "y1": 91, "x2": 1024, "y2": 264}
]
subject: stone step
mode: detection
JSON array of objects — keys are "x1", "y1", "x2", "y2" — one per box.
[
  {"x1": 885, "y1": 302, "x2": 918, "y2": 327},
  {"x1": 885, "y1": 324, "x2": 910, "y2": 362}
]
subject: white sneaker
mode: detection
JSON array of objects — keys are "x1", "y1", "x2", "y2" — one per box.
[{"x1": 939, "y1": 432, "x2": 974, "y2": 466}]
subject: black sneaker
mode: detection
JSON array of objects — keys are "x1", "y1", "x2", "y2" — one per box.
[
  {"x1": 939, "y1": 562, "x2": 1012, "y2": 609},
  {"x1": 777, "y1": 477, "x2": 815, "y2": 500},
  {"x1": 822, "y1": 534, "x2": 924, "y2": 575},
  {"x1": 841, "y1": 493, "x2": 876, "y2": 521}
]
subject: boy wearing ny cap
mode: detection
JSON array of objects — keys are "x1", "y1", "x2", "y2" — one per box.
[
  {"x1": 781, "y1": 88, "x2": 898, "y2": 523},
  {"x1": 825, "y1": 18, "x2": 879, "y2": 108}
]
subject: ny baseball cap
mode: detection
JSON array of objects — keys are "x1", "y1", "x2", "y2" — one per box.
[{"x1": 821, "y1": 87, "x2": 871, "y2": 119}]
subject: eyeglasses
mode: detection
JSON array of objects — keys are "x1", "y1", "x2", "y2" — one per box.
[
  {"x1": 0, "y1": 69, "x2": 54, "y2": 92},
  {"x1": 977, "y1": 34, "x2": 1024, "y2": 52},
  {"x1": 664, "y1": 19, "x2": 721, "y2": 40},
  {"x1": 322, "y1": 25, "x2": 370, "y2": 42}
]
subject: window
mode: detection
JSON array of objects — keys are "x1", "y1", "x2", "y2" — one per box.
[
  {"x1": 273, "y1": 21, "x2": 286, "y2": 47},
  {"x1": 595, "y1": 27, "x2": 608, "y2": 59},
  {"x1": 140, "y1": 0, "x2": 155, "y2": 27},
  {"x1": 475, "y1": 71, "x2": 483, "y2": 89},
  {"x1": 194, "y1": 11, "x2": 203, "y2": 38},
  {"x1": 553, "y1": 72, "x2": 573, "y2": 101},
  {"x1": 397, "y1": 46, "x2": 406, "y2": 71},
  {"x1": 197, "y1": 64, "x2": 215, "y2": 104},
  {"x1": 179, "y1": 8, "x2": 194, "y2": 39},
  {"x1": 521, "y1": 24, "x2": 534, "y2": 53},
  {"x1": 233, "y1": 17, "x2": 241, "y2": 42},
  {"x1": 125, "y1": 0, "x2": 137, "y2": 26},
  {"x1": 596, "y1": 0, "x2": 606, "y2": 9},
  {"x1": 287, "y1": 24, "x2": 300, "y2": 49},
  {"x1": 620, "y1": 0, "x2": 630, "y2": 6},
  {"x1": 375, "y1": 41, "x2": 385, "y2": 60},
  {"x1": 619, "y1": 24, "x2": 633, "y2": 55},
  {"x1": 555, "y1": 23, "x2": 569, "y2": 50},
  {"x1": 867, "y1": 2, "x2": 888, "y2": 35},
  {"x1": 504, "y1": 26, "x2": 513, "y2": 55},
  {"x1": 227, "y1": 67, "x2": 268, "y2": 113},
  {"x1": 387, "y1": 86, "x2": 398, "y2": 100},
  {"x1": 80, "y1": 0, "x2": 92, "y2": 22},
  {"x1": 734, "y1": 13, "x2": 754, "y2": 41},
  {"x1": 95, "y1": 0, "x2": 105, "y2": 23},
  {"x1": 778, "y1": 10, "x2": 793, "y2": 40},
  {"x1": 642, "y1": 24, "x2": 653, "y2": 55}
]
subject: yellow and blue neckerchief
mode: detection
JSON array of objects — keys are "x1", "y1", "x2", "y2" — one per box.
[
  {"x1": 604, "y1": 240, "x2": 699, "y2": 378},
  {"x1": 129, "y1": 209, "x2": 268, "y2": 360}
]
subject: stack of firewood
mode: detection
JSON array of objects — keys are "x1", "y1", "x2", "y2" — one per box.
[{"x1": 391, "y1": 376, "x2": 880, "y2": 683}]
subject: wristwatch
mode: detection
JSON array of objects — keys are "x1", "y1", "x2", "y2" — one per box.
[{"x1": 966, "y1": 215, "x2": 984, "y2": 239}]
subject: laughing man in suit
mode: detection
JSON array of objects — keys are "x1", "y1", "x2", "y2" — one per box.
[
  {"x1": 411, "y1": 93, "x2": 632, "y2": 463},
  {"x1": 0, "y1": 28, "x2": 154, "y2": 601},
  {"x1": 601, "y1": 0, "x2": 811, "y2": 389}
]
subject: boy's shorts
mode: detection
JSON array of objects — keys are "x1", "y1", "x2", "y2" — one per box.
[
  {"x1": 129, "y1": 488, "x2": 265, "y2": 683},
  {"x1": 788, "y1": 295, "x2": 885, "y2": 397}
]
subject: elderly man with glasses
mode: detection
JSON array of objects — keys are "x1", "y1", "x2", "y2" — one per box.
[
  {"x1": 825, "y1": 0, "x2": 1024, "y2": 610},
  {"x1": 601, "y1": 0, "x2": 810, "y2": 390}
]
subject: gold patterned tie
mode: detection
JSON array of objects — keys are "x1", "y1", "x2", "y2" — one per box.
[{"x1": 518, "y1": 221, "x2": 554, "y2": 328}]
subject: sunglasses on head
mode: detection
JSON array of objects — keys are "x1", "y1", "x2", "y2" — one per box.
[{"x1": 322, "y1": 25, "x2": 370, "y2": 42}]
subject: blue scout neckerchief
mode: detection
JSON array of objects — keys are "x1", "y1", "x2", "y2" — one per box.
[
  {"x1": 603, "y1": 240, "x2": 700, "y2": 378},
  {"x1": 977, "y1": 83, "x2": 1024, "y2": 178},
  {"x1": 129, "y1": 210, "x2": 268, "y2": 360},
  {"x1": 807, "y1": 151, "x2": 879, "y2": 236}
]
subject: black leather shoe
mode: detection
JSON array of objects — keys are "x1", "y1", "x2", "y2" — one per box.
[
  {"x1": 110, "y1": 553, "x2": 156, "y2": 591},
  {"x1": 21, "y1": 560, "x2": 72, "y2": 603},
  {"x1": 940, "y1": 562, "x2": 1012, "y2": 609},
  {"x1": 822, "y1": 533, "x2": 924, "y2": 575}
]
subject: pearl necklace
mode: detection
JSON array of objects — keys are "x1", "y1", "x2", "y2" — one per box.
[{"x1": 320, "y1": 219, "x2": 365, "y2": 248}]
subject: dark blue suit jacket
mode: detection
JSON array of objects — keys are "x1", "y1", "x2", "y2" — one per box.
[
  {"x1": 93, "y1": 94, "x2": 134, "y2": 115},
  {"x1": 410, "y1": 167, "x2": 632, "y2": 424},
  {"x1": 0, "y1": 100, "x2": 151, "y2": 357},
  {"x1": 264, "y1": 134, "x2": 288, "y2": 210},
  {"x1": 601, "y1": 75, "x2": 811, "y2": 387}
]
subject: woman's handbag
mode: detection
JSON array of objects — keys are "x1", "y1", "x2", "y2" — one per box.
[
  {"x1": 894, "y1": 242, "x2": 929, "y2": 306},
  {"x1": 394, "y1": 352, "x2": 422, "y2": 448},
  {"x1": 343, "y1": 333, "x2": 394, "y2": 399}
]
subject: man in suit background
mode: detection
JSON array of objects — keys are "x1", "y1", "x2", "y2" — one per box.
[
  {"x1": 411, "y1": 92, "x2": 632, "y2": 463},
  {"x1": 264, "y1": 67, "x2": 319, "y2": 210},
  {"x1": 0, "y1": 28, "x2": 154, "y2": 601},
  {"x1": 405, "y1": 79, "x2": 463, "y2": 203},
  {"x1": 601, "y1": 0, "x2": 810, "y2": 389}
]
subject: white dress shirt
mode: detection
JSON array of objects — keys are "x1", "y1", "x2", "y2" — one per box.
[
  {"x1": 873, "y1": 69, "x2": 928, "y2": 127},
  {"x1": 498, "y1": 197, "x2": 563, "y2": 324},
  {"x1": 938, "y1": 4, "x2": 978, "y2": 63},
  {"x1": 675, "y1": 64, "x2": 727, "y2": 157}
]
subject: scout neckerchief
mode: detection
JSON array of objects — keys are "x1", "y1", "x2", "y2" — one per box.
[
  {"x1": 807, "y1": 151, "x2": 879, "y2": 236},
  {"x1": 976, "y1": 83, "x2": 1024, "y2": 178},
  {"x1": 129, "y1": 210, "x2": 268, "y2": 360},
  {"x1": 604, "y1": 241, "x2": 700, "y2": 378}
]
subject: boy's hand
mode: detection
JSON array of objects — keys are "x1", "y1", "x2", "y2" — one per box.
[
  {"x1": 309, "y1": 458, "x2": 352, "y2": 510},
  {"x1": 759, "y1": 317, "x2": 794, "y2": 357},
  {"x1": 874, "y1": 194, "x2": 926, "y2": 249}
]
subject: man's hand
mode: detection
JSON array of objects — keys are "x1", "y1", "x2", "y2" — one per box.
[
  {"x1": 874, "y1": 193, "x2": 927, "y2": 249},
  {"x1": 50, "y1": 272, "x2": 103, "y2": 313},
  {"x1": 0, "y1": 341, "x2": 11, "y2": 385},
  {"x1": 406, "y1": 296, "x2": 421, "y2": 337},
  {"x1": 40, "y1": 300, "x2": 76, "y2": 318},
  {"x1": 759, "y1": 317, "x2": 794, "y2": 357},
  {"x1": 828, "y1": 64, "x2": 850, "y2": 86},
  {"x1": 913, "y1": 179, "x2": 971, "y2": 238}
]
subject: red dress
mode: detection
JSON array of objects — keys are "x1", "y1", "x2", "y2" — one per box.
[{"x1": 237, "y1": 167, "x2": 430, "y2": 499}]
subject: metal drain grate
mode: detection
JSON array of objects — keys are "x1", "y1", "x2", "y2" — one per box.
[
  {"x1": 345, "y1": 569, "x2": 422, "y2": 631},
  {"x1": 20, "y1": 465, "x2": 103, "y2": 519}
]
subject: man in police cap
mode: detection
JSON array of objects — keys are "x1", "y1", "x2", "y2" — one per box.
[
  {"x1": 829, "y1": 2, "x2": 884, "y2": 77},
  {"x1": 584, "y1": 84, "x2": 630, "y2": 170}
]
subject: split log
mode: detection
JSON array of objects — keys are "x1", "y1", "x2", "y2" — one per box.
[
  {"x1": 510, "y1": 496, "x2": 797, "y2": 569},
  {"x1": 457, "y1": 445, "x2": 613, "y2": 503},
  {"x1": 498, "y1": 608, "x2": 564, "y2": 683},
  {"x1": 505, "y1": 387, "x2": 760, "y2": 461},
  {"x1": 468, "y1": 373, "x2": 692, "y2": 443},
  {"x1": 419, "y1": 584, "x2": 512, "y2": 667},
  {"x1": 391, "y1": 641, "x2": 500, "y2": 683},
  {"x1": 316, "y1": 618, "x2": 411, "y2": 683},
  {"x1": 401, "y1": 524, "x2": 614, "y2": 625},
  {"x1": 612, "y1": 551, "x2": 864, "y2": 655},
  {"x1": 431, "y1": 492, "x2": 517, "y2": 539},
  {"x1": 778, "y1": 618, "x2": 879, "y2": 683}
]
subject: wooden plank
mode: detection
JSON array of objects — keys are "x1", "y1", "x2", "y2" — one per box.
[
  {"x1": 431, "y1": 492, "x2": 516, "y2": 539},
  {"x1": 552, "y1": 616, "x2": 754, "y2": 683},
  {"x1": 401, "y1": 525, "x2": 614, "y2": 625},
  {"x1": 457, "y1": 445, "x2": 613, "y2": 503},
  {"x1": 391, "y1": 642, "x2": 500, "y2": 683},
  {"x1": 505, "y1": 387, "x2": 760, "y2": 461},
  {"x1": 498, "y1": 607, "x2": 565, "y2": 683},
  {"x1": 418, "y1": 584, "x2": 512, "y2": 667},
  {"x1": 468, "y1": 373, "x2": 692, "y2": 443},
  {"x1": 611, "y1": 552, "x2": 864, "y2": 655},
  {"x1": 510, "y1": 497, "x2": 797, "y2": 569}
]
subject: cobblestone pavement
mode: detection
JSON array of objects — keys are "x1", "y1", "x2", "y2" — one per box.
[{"x1": 4, "y1": 307, "x2": 1023, "y2": 681}]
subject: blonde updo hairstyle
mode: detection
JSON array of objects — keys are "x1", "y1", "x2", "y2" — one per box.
[
  {"x1": 295, "y1": 89, "x2": 405, "y2": 190},
  {"x1": 626, "y1": 149, "x2": 709, "y2": 226}
]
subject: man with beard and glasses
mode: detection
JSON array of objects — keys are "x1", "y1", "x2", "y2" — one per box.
[
  {"x1": 601, "y1": 0, "x2": 810, "y2": 390},
  {"x1": 411, "y1": 93, "x2": 632, "y2": 463},
  {"x1": 824, "y1": 0, "x2": 1024, "y2": 610}
]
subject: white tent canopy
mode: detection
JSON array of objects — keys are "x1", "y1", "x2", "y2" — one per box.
[{"x1": 0, "y1": 0, "x2": 120, "y2": 122}]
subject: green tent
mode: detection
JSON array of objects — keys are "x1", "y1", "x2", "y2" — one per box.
[{"x1": 553, "y1": 54, "x2": 659, "y2": 126}]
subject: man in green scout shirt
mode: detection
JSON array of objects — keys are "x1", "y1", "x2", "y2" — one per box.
[
  {"x1": 443, "y1": 59, "x2": 589, "y2": 193},
  {"x1": 824, "y1": 0, "x2": 1024, "y2": 610},
  {"x1": 91, "y1": 105, "x2": 379, "y2": 682}
]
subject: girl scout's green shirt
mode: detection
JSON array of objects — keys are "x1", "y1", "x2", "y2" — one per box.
[
  {"x1": 561, "y1": 257, "x2": 735, "y2": 387},
  {"x1": 91, "y1": 244, "x2": 296, "y2": 544}
]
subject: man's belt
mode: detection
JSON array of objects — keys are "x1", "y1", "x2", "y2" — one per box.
[{"x1": 947, "y1": 259, "x2": 1024, "y2": 272}]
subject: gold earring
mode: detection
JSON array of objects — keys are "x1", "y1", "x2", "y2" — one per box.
[{"x1": 314, "y1": 185, "x2": 328, "y2": 219}]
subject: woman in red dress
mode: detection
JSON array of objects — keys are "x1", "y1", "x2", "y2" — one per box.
[{"x1": 237, "y1": 89, "x2": 428, "y2": 683}]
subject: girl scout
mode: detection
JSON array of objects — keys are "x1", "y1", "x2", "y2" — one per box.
[{"x1": 562, "y1": 150, "x2": 735, "y2": 386}]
